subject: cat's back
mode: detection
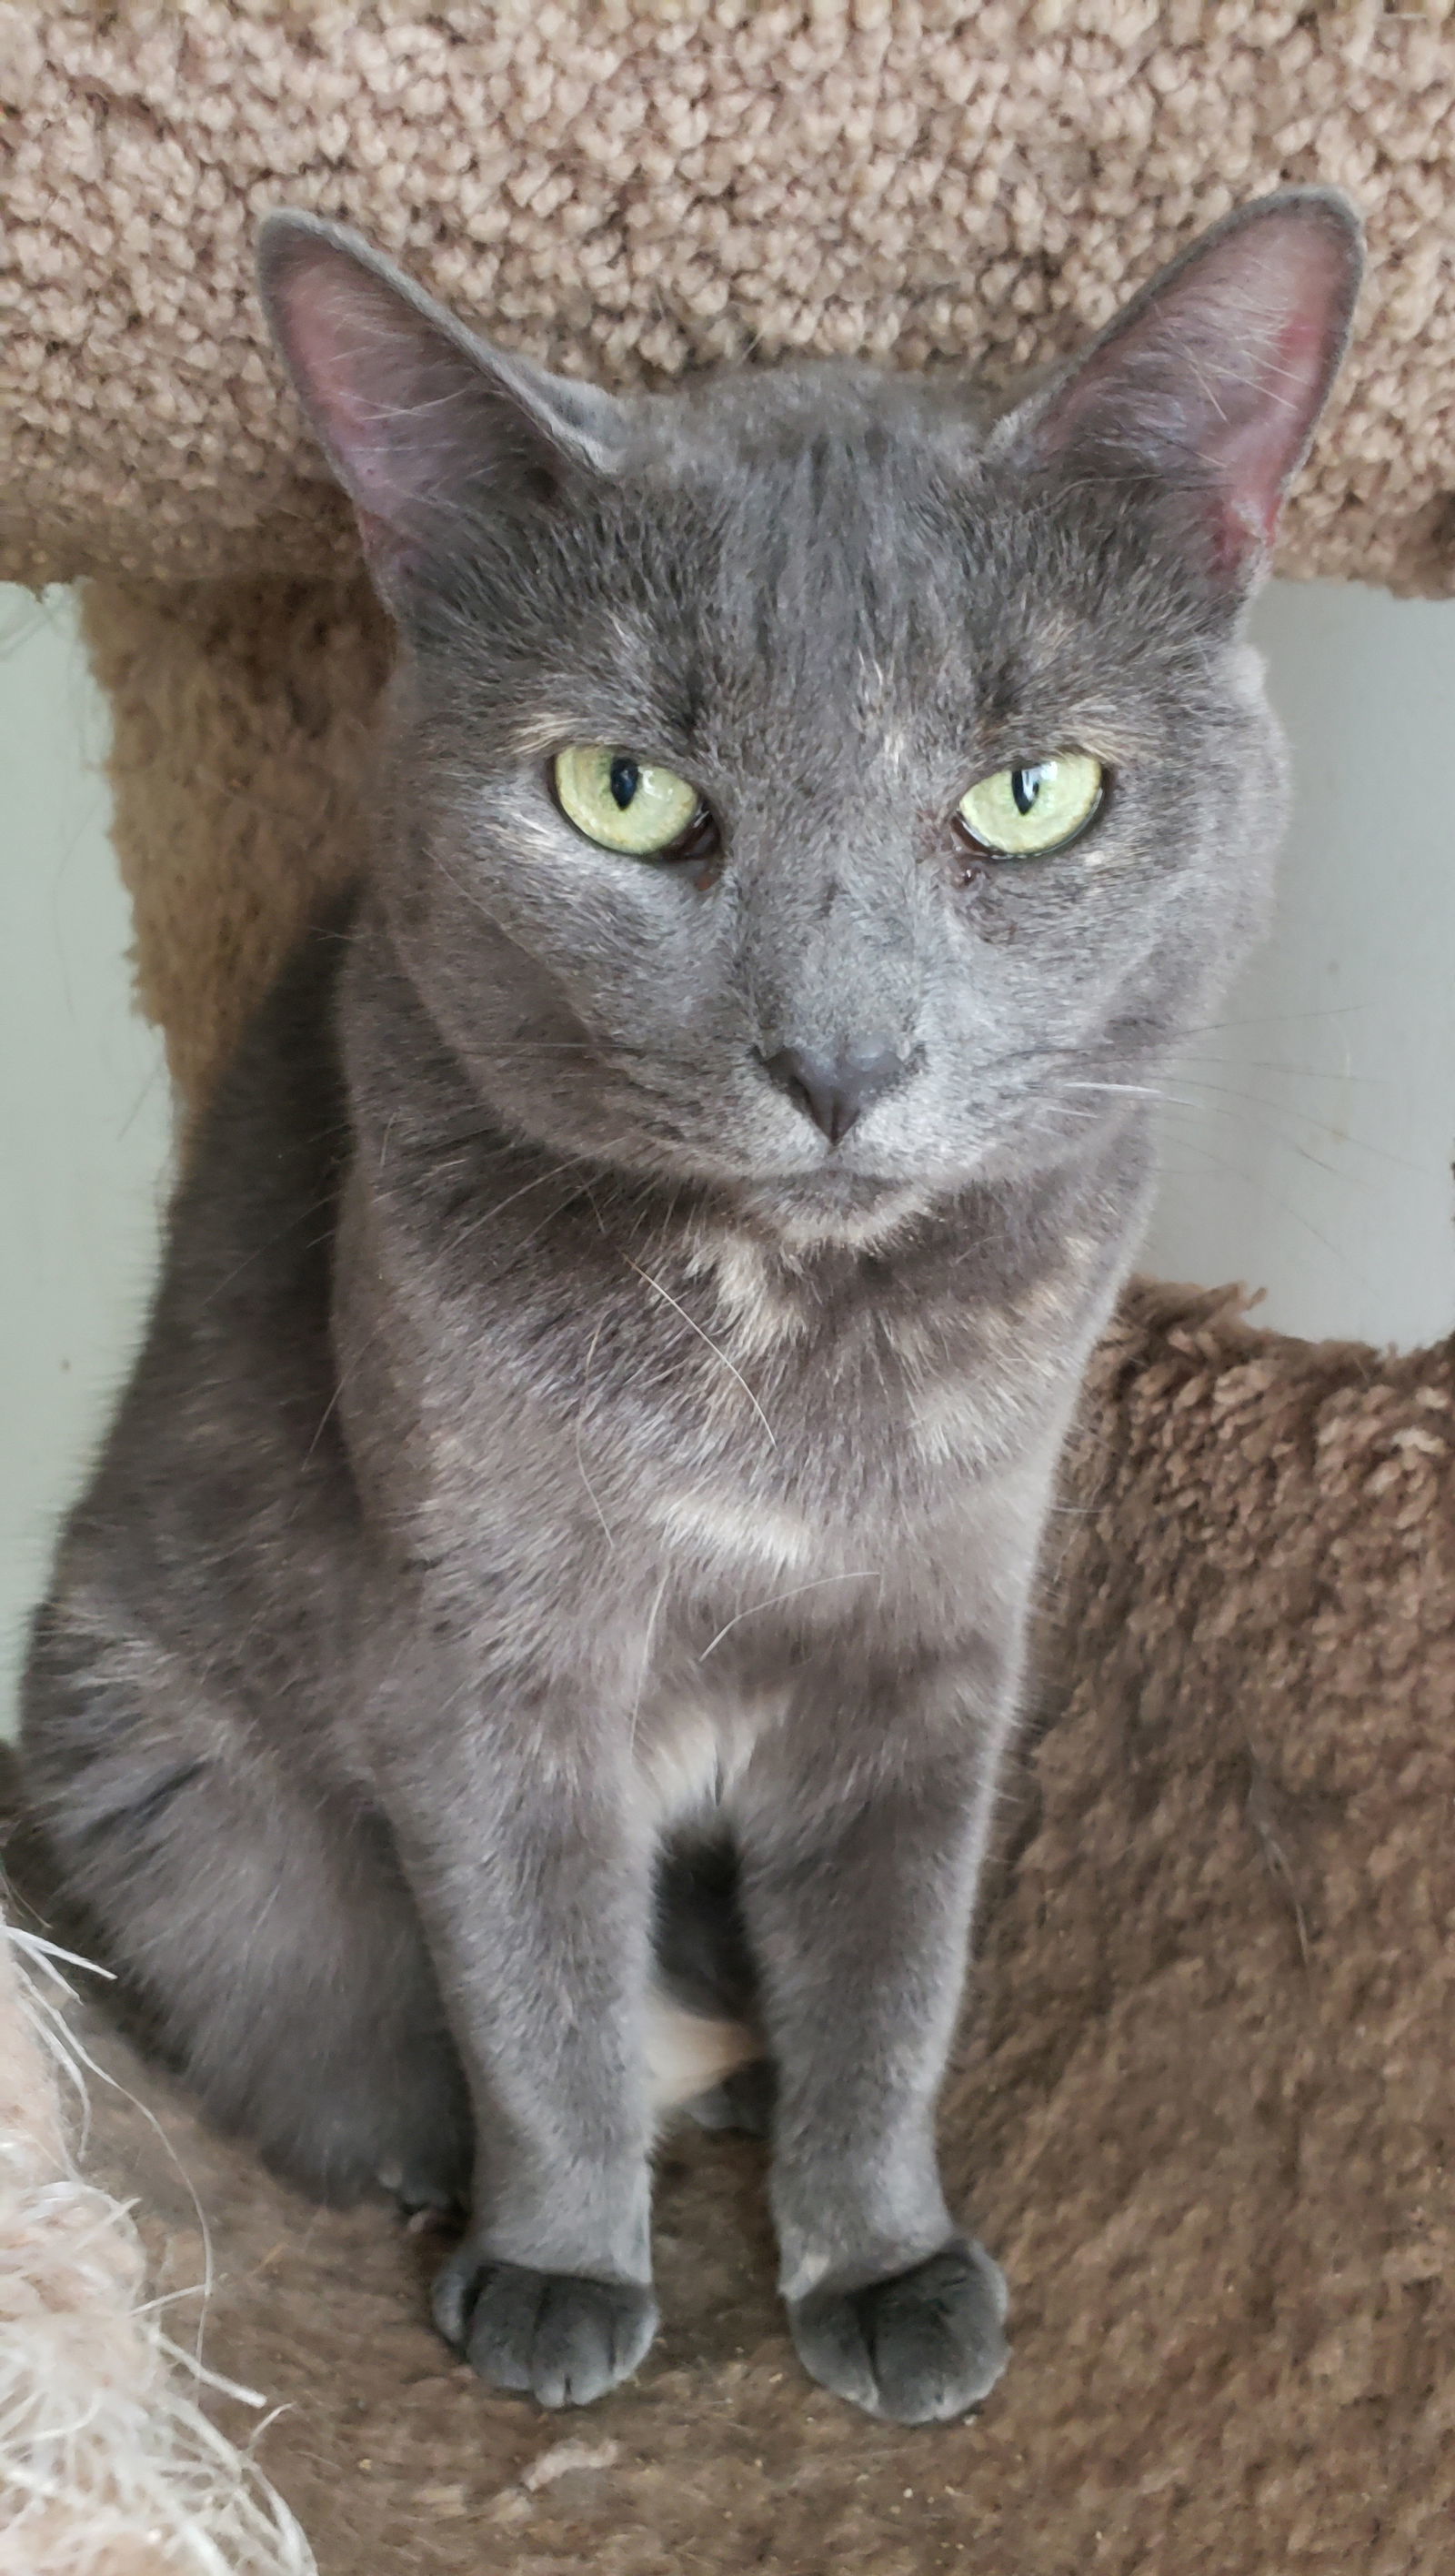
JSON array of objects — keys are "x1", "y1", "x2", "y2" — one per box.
[{"x1": 48, "y1": 901, "x2": 362, "y2": 1608}]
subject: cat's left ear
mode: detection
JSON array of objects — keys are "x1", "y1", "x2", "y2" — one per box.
[
  {"x1": 998, "y1": 189, "x2": 1363, "y2": 594},
  {"x1": 257, "y1": 211, "x2": 628, "y2": 597}
]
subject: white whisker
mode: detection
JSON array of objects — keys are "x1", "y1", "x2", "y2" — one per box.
[
  {"x1": 698, "y1": 1571, "x2": 881, "y2": 1662},
  {"x1": 620, "y1": 1253, "x2": 778, "y2": 1449}
]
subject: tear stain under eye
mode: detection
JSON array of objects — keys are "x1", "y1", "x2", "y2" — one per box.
[{"x1": 956, "y1": 867, "x2": 1018, "y2": 941}]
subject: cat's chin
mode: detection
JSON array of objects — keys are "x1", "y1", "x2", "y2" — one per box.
[{"x1": 725, "y1": 1169, "x2": 937, "y2": 1253}]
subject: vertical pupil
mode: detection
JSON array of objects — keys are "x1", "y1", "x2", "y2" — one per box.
[
  {"x1": 608, "y1": 756, "x2": 640, "y2": 810},
  {"x1": 1011, "y1": 762, "x2": 1050, "y2": 816}
]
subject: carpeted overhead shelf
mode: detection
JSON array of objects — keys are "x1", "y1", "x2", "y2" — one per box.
[{"x1": 4, "y1": 0, "x2": 1455, "y2": 593}]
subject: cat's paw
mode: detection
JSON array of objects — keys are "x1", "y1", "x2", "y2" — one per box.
[
  {"x1": 788, "y1": 2239, "x2": 1009, "y2": 2424},
  {"x1": 432, "y1": 2249, "x2": 658, "y2": 2409}
]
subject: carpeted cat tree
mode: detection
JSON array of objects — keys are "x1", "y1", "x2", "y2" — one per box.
[{"x1": 4, "y1": 9, "x2": 1455, "y2": 2572}]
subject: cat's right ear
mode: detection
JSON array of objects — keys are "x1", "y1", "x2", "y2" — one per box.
[{"x1": 257, "y1": 212, "x2": 627, "y2": 595}]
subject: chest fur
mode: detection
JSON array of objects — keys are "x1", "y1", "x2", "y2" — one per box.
[
  {"x1": 343, "y1": 1163, "x2": 1124, "y2": 1628},
  {"x1": 567, "y1": 1219, "x2": 1104, "y2": 1625}
]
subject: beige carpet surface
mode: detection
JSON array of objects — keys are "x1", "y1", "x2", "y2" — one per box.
[
  {"x1": 5, "y1": 2, "x2": 1455, "y2": 593},
  {"x1": 11, "y1": 1282, "x2": 1452, "y2": 2576}
]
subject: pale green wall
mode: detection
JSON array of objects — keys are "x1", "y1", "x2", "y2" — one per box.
[
  {"x1": 1, "y1": 591, "x2": 173, "y2": 1736},
  {"x1": 2, "y1": 576, "x2": 1453, "y2": 1736},
  {"x1": 1144, "y1": 579, "x2": 1455, "y2": 1349}
]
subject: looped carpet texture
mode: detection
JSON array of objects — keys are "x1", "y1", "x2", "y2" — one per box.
[{"x1": 5, "y1": 0, "x2": 1455, "y2": 591}]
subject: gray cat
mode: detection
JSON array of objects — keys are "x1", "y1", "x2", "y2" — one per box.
[{"x1": 20, "y1": 190, "x2": 1360, "y2": 2424}]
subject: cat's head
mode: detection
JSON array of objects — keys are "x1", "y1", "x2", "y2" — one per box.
[{"x1": 259, "y1": 195, "x2": 1360, "y2": 1243}]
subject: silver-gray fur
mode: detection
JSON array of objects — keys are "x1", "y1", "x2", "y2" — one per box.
[{"x1": 20, "y1": 192, "x2": 1361, "y2": 2423}]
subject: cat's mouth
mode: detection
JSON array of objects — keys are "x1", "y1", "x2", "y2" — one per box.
[{"x1": 728, "y1": 1166, "x2": 932, "y2": 1250}]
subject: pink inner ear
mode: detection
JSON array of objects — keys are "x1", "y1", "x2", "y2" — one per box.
[
  {"x1": 1221, "y1": 306, "x2": 1338, "y2": 553},
  {"x1": 269, "y1": 241, "x2": 502, "y2": 541},
  {"x1": 1028, "y1": 200, "x2": 1360, "y2": 589},
  {"x1": 277, "y1": 265, "x2": 424, "y2": 518}
]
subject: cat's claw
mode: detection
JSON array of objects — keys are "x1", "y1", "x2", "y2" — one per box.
[
  {"x1": 788, "y1": 2239, "x2": 1009, "y2": 2424},
  {"x1": 432, "y1": 2250, "x2": 658, "y2": 2409}
]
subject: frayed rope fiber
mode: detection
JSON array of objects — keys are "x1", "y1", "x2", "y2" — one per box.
[{"x1": 0, "y1": 1907, "x2": 316, "y2": 2576}]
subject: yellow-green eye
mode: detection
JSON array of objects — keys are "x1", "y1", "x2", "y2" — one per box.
[
  {"x1": 957, "y1": 753, "x2": 1105, "y2": 857},
  {"x1": 553, "y1": 745, "x2": 702, "y2": 857}
]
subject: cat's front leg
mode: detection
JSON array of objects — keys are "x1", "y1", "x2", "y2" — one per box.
[
  {"x1": 376, "y1": 1688, "x2": 659, "y2": 2409},
  {"x1": 738, "y1": 1680, "x2": 1012, "y2": 2424}
]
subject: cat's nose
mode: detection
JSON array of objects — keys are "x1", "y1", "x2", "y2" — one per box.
[{"x1": 761, "y1": 1040, "x2": 911, "y2": 1146}]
